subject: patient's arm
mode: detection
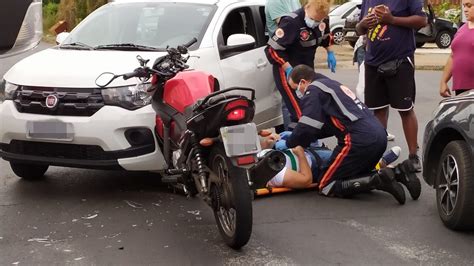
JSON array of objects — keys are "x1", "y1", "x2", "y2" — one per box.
[{"x1": 282, "y1": 146, "x2": 313, "y2": 188}]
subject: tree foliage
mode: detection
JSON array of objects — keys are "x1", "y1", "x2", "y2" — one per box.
[{"x1": 49, "y1": 0, "x2": 108, "y2": 31}]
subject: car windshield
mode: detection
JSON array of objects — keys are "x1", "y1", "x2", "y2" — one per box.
[
  {"x1": 61, "y1": 2, "x2": 215, "y2": 50},
  {"x1": 330, "y1": 1, "x2": 356, "y2": 16}
]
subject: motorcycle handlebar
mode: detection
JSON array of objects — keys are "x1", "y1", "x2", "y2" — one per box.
[
  {"x1": 123, "y1": 71, "x2": 139, "y2": 80},
  {"x1": 122, "y1": 67, "x2": 150, "y2": 80},
  {"x1": 183, "y1": 38, "x2": 197, "y2": 48}
]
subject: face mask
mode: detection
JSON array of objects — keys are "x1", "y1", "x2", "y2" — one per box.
[
  {"x1": 296, "y1": 81, "x2": 304, "y2": 99},
  {"x1": 304, "y1": 16, "x2": 320, "y2": 29}
]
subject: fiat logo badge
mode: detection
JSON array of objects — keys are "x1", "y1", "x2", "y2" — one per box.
[{"x1": 45, "y1": 94, "x2": 58, "y2": 109}]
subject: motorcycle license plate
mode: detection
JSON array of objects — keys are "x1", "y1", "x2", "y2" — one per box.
[
  {"x1": 220, "y1": 123, "x2": 261, "y2": 157},
  {"x1": 26, "y1": 121, "x2": 74, "y2": 141}
]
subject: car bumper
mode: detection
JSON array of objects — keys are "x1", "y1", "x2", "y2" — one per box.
[
  {"x1": 343, "y1": 29, "x2": 359, "y2": 42},
  {"x1": 0, "y1": 101, "x2": 167, "y2": 171}
]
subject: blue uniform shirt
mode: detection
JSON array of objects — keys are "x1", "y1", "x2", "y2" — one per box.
[
  {"x1": 286, "y1": 73, "x2": 386, "y2": 148},
  {"x1": 265, "y1": 8, "x2": 331, "y2": 68},
  {"x1": 359, "y1": 0, "x2": 426, "y2": 66}
]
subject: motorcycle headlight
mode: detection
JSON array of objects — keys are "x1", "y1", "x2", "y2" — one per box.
[
  {"x1": 0, "y1": 80, "x2": 19, "y2": 103},
  {"x1": 101, "y1": 82, "x2": 152, "y2": 110}
]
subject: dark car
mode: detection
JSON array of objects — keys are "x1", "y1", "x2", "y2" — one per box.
[
  {"x1": 422, "y1": 91, "x2": 474, "y2": 230},
  {"x1": 343, "y1": 3, "x2": 458, "y2": 49}
]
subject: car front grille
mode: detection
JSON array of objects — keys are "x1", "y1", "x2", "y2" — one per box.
[
  {"x1": 4, "y1": 140, "x2": 116, "y2": 160},
  {"x1": 13, "y1": 86, "x2": 104, "y2": 116}
]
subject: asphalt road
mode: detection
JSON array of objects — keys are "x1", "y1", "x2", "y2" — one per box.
[{"x1": 1, "y1": 45, "x2": 474, "y2": 265}]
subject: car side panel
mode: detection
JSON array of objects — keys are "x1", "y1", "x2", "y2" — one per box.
[{"x1": 422, "y1": 98, "x2": 474, "y2": 185}]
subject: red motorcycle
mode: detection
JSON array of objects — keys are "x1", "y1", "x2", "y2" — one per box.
[{"x1": 96, "y1": 38, "x2": 285, "y2": 249}]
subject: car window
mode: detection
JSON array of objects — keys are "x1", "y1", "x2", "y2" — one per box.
[
  {"x1": 63, "y1": 2, "x2": 216, "y2": 49},
  {"x1": 342, "y1": 6, "x2": 357, "y2": 19},
  {"x1": 258, "y1": 6, "x2": 269, "y2": 43},
  {"x1": 220, "y1": 7, "x2": 257, "y2": 46},
  {"x1": 346, "y1": 6, "x2": 361, "y2": 21}
]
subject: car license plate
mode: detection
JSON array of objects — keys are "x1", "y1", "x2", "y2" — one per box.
[
  {"x1": 26, "y1": 121, "x2": 74, "y2": 140},
  {"x1": 346, "y1": 31, "x2": 355, "y2": 37},
  {"x1": 220, "y1": 123, "x2": 261, "y2": 157}
]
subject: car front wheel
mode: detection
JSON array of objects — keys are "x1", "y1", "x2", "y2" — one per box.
[
  {"x1": 435, "y1": 31, "x2": 453, "y2": 49},
  {"x1": 332, "y1": 29, "x2": 344, "y2": 45},
  {"x1": 10, "y1": 162, "x2": 48, "y2": 180},
  {"x1": 435, "y1": 140, "x2": 474, "y2": 230}
]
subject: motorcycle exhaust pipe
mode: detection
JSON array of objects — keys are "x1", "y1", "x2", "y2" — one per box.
[{"x1": 249, "y1": 150, "x2": 286, "y2": 189}]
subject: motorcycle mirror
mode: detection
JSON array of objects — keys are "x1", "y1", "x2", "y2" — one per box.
[{"x1": 95, "y1": 72, "x2": 117, "y2": 88}]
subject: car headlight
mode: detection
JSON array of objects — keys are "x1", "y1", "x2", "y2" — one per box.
[
  {"x1": 453, "y1": 22, "x2": 458, "y2": 29},
  {"x1": 0, "y1": 80, "x2": 19, "y2": 103},
  {"x1": 101, "y1": 82, "x2": 152, "y2": 110}
]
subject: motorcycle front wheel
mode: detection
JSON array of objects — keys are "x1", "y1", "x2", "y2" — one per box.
[{"x1": 209, "y1": 144, "x2": 252, "y2": 249}]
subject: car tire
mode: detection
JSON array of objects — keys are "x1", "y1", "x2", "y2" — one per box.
[
  {"x1": 416, "y1": 42, "x2": 425, "y2": 48},
  {"x1": 435, "y1": 140, "x2": 474, "y2": 230},
  {"x1": 332, "y1": 29, "x2": 344, "y2": 45},
  {"x1": 435, "y1": 31, "x2": 453, "y2": 49},
  {"x1": 10, "y1": 162, "x2": 48, "y2": 180}
]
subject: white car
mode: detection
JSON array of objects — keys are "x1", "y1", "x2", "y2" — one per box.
[
  {"x1": 0, "y1": 0, "x2": 282, "y2": 179},
  {"x1": 329, "y1": 0, "x2": 362, "y2": 45}
]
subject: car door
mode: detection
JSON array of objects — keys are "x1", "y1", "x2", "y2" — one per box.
[{"x1": 216, "y1": 3, "x2": 281, "y2": 129}]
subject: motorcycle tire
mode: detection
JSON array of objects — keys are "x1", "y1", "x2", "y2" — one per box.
[{"x1": 209, "y1": 144, "x2": 252, "y2": 249}]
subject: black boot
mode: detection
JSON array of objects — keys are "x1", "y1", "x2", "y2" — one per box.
[
  {"x1": 336, "y1": 175, "x2": 379, "y2": 197},
  {"x1": 394, "y1": 159, "x2": 422, "y2": 200},
  {"x1": 374, "y1": 168, "x2": 406, "y2": 205}
]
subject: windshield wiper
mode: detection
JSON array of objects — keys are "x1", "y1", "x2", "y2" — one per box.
[
  {"x1": 94, "y1": 43, "x2": 163, "y2": 51},
  {"x1": 60, "y1": 42, "x2": 94, "y2": 50}
]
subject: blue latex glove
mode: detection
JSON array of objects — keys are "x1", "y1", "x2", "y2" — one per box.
[
  {"x1": 327, "y1": 51, "x2": 336, "y2": 73},
  {"x1": 279, "y1": 131, "x2": 292, "y2": 140},
  {"x1": 284, "y1": 66, "x2": 293, "y2": 81},
  {"x1": 274, "y1": 139, "x2": 288, "y2": 151}
]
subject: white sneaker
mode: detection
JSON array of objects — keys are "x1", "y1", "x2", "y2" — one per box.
[{"x1": 387, "y1": 132, "x2": 395, "y2": 141}]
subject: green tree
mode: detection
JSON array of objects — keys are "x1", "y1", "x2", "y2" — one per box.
[{"x1": 56, "y1": 0, "x2": 108, "y2": 31}]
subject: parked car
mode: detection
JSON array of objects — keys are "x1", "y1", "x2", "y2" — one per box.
[
  {"x1": 329, "y1": 0, "x2": 362, "y2": 45},
  {"x1": 422, "y1": 91, "x2": 474, "y2": 230},
  {"x1": 343, "y1": 3, "x2": 458, "y2": 49},
  {"x1": 0, "y1": 0, "x2": 282, "y2": 179}
]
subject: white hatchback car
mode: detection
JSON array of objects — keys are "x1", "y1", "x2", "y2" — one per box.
[{"x1": 0, "y1": 0, "x2": 282, "y2": 179}]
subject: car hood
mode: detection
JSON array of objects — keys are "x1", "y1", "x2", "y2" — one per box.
[{"x1": 4, "y1": 47, "x2": 170, "y2": 88}]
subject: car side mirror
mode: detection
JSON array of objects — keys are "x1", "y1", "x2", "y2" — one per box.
[
  {"x1": 56, "y1": 32, "x2": 70, "y2": 45},
  {"x1": 219, "y1": 34, "x2": 256, "y2": 59}
]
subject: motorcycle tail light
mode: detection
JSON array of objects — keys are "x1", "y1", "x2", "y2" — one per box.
[
  {"x1": 225, "y1": 100, "x2": 248, "y2": 121},
  {"x1": 227, "y1": 109, "x2": 246, "y2": 121},
  {"x1": 237, "y1": 155, "x2": 255, "y2": 165}
]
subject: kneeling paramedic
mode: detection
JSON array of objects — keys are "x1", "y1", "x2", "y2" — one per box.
[{"x1": 274, "y1": 65, "x2": 420, "y2": 204}]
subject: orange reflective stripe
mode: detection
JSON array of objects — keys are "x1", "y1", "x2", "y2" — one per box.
[
  {"x1": 318, "y1": 133, "x2": 352, "y2": 189},
  {"x1": 269, "y1": 47, "x2": 286, "y2": 65},
  {"x1": 331, "y1": 116, "x2": 345, "y2": 132}
]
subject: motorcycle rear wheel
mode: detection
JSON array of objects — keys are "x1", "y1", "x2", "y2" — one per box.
[{"x1": 209, "y1": 144, "x2": 252, "y2": 249}]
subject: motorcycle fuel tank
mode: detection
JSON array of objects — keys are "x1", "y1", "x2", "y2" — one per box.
[{"x1": 163, "y1": 70, "x2": 216, "y2": 114}]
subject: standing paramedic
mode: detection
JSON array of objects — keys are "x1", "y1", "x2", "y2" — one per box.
[
  {"x1": 356, "y1": 1, "x2": 427, "y2": 171},
  {"x1": 265, "y1": 0, "x2": 302, "y2": 130},
  {"x1": 265, "y1": 0, "x2": 337, "y2": 129}
]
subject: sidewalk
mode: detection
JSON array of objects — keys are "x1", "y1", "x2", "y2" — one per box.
[{"x1": 315, "y1": 43, "x2": 450, "y2": 71}]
